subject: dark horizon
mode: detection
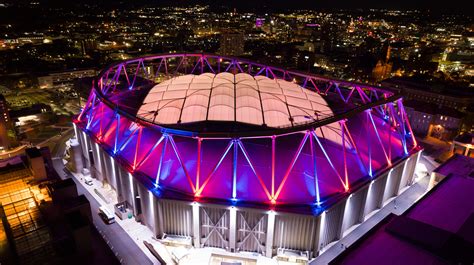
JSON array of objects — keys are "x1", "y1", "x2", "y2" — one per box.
[{"x1": 0, "y1": 0, "x2": 472, "y2": 14}]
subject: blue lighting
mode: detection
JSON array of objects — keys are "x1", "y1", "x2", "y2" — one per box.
[{"x1": 229, "y1": 198, "x2": 240, "y2": 206}]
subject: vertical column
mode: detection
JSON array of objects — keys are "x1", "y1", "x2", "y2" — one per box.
[
  {"x1": 232, "y1": 140, "x2": 237, "y2": 200},
  {"x1": 82, "y1": 131, "x2": 90, "y2": 168},
  {"x1": 91, "y1": 142, "x2": 101, "y2": 179},
  {"x1": 341, "y1": 196, "x2": 352, "y2": 236},
  {"x1": 156, "y1": 200, "x2": 165, "y2": 238},
  {"x1": 336, "y1": 201, "x2": 347, "y2": 240},
  {"x1": 109, "y1": 156, "x2": 118, "y2": 190},
  {"x1": 150, "y1": 194, "x2": 158, "y2": 236},
  {"x1": 70, "y1": 138, "x2": 83, "y2": 173},
  {"x1": 148, "y1": 190, "x2": 159, "y2": 236},
  {"x1": 265, "y1": 211, "x2": 275, "y2": 258},
  {"x1": 382, "y1": 169, "x2": 394, "y2": 204},
  {"x1": 363, "y1": 180, "x2": 375, "y2": 220},
  {"x1": 229, "y1": 206, "x2": 237, "y2": 252},
  {"x1": 192, "y1": 202, "x2": 201, "y2": 248},
  {"x1": 317, "y1": 211, "x2": 326, "y2": 254},
  {"x1": 411, "y1": 150, "x2": 422, "y2": 185},
  {"x1": 128, "y1": 172, "x2": 136, "y2": 215},
  {"x1": 96, "y1": 143, "x2": 105, "y2": 182},
  {"x1": 397, "y1": 158, "x2": 410, "y2": 194},
  {"x1": 73, "y1": 123, "x2": 79, "y2": 139}
]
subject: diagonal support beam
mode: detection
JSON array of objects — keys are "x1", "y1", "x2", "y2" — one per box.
[
  {"x1": 132, "y1": 127, "x2": 143, "y2": 170},
  {"x1": 117, "y1": 124, "x2": 140, "y2": 154},
  {"x1": 342, "y1": 121, "x2": 368, "y2": 174},
  {"x1": 113, "y1": 113, "x2": 121, "y2": 154},
  {"x1": 203, "y1": 57, "x2": 216, "y2": 74},
  {"x1": 309, "y1": 131, "x2": 321, "y2": 205},
  {"x1": 274, "y1": 132, "x2": 310, "y2": 201},
  {"x1": 155, "y1": 135, "x2": 169, "y2": 187},
  {"x1": 312, "y1": 131, "x2": 347, "y2": 190},
  {"x1": 237, "y1": 141, "x2": 272, "y2": 201},
  {"x1": 196, "y1": 140, "x2": 234, "y2": 196},
  {"x1": 340, "y1": 121, "x2": 350, "y2": 191},
  {"x1": 398, "y1": 100, "x2": 417, "y2": 147},
  {"x1": 135, "y1": 135, "x2": 165, "y2": 171},
  {"x1": 368, "y1": 111, "x2": 391, "y2": 165},
  {"x1": 168, "y1": 135, "x2": 196, "y2": 193},
  {"x1": 388, "y1": 103, "x2": 408, "y2": 155}
]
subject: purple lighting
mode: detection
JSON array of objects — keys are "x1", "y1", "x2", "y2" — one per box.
[{"x1": 74, "y1": 53, "x2": 419, "y2": 207}]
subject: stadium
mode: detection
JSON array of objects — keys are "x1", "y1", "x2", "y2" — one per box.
[{"x1": 73, "y1": 53, "x2": 421, "y2": 259}]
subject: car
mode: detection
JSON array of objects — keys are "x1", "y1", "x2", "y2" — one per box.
[
  {"x1": 99, "y1": 206, "x2": 115, "y2": 224},
  {"x1": 84, "y1": 176, "x2": 93, "y2": 186}
]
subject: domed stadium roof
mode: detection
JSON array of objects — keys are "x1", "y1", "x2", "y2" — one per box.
[{"x1": 138, "y1": 72, "x2": 334, "y2": 128}]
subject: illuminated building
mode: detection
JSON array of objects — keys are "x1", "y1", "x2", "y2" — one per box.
[
  {"x1": 38, "y1": 69, "x2": 97, "y2": 89},
  {"x1": 404, "y1": 100, "x2": 463, "y2": 140},
  {"x1": 372, "y1": 45, "x2": 393, "y2": 81},
  {"x1": 73, "y1": 54, "x2": 421, "y2": 259},
  {"x1": 381, "y1": 77, "x2": 474, "y2": 112},
  {"x1": 219, "y1": 32, "x2": 245, "y2": 56},
  {"x1": 452, "y1": 133, "x2": 474, "y2": 158},
  {"x1": 0, "y1": 94, "x2": 12, "y2": 150}
]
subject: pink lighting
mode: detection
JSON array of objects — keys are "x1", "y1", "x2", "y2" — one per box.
[{"x1": 74, "y1": 53, "x2": 419, "y2": 207}]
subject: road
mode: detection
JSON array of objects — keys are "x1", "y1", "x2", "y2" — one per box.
[{"x1": 51, "y1": 130, "x2": 154, "y2": 265}]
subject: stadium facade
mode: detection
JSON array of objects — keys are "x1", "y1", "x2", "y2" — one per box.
[{"x1": 73, "y1": 54, "x2": 421, "y2": 259}]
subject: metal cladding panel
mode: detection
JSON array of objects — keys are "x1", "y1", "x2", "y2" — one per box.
[
  {"x1": 399, "y1": 153, "x2": 418, "y2": 191},
  {"x1": 236, "y1": 210, "x2": 267, "y2": 254},
  {"x1": 364, "y1": 173, "x2": 388, "y2": 217},
  {"x1": 273, "y1": 213, "x2": 319, "y2": 254},
  {"x1": 319, "y1": 201, "x2": 345, "y2": 249},
  {"x1": 342, "y1": 186, "x2": 368, "y2": 234},
  {"x1": 160, "y1": 200, "x2": 193, "y2": 237},
  {"x1": 91, "y1": 142, "x2": 104, "y2": 181},
  {"x1": 117, "y1": 166, "x2": 134, "y2": 212},
  {"x1": 98, "y1": 148, "x2": 109, "y2": 182},
  {"x1": 79, "y1": 131, "x2": 90, "y2": 166},
  {"x1": 407, "y1": 153, "x2": 419, "y2": 183},
  {"x1": 70, "y1": 142, "x2": 83, "y2": 173},
  {"x1": 137, "y1": 182, "x2": 156, "y2": 234},
  {"x1": 383, "y1": 163, "x2": 404, "y2": 203},
  {"x1": 76, "y1": 129, "x2": 87, "y2": 166},
  {"x1": 200, "y1": 206, "x2": 230, "y2": 249},
  {"x1": 104, "y1": 154, "x2": 118, "y2": 190}
]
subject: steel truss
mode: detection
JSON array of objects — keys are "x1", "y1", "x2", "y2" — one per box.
[{"x1": 74, "y1": 53, "x2": 418, "y2": 207}]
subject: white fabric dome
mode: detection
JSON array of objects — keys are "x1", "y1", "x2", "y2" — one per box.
[{"x1": 138, "y1": 72, "x2": 334, "y2": 129}]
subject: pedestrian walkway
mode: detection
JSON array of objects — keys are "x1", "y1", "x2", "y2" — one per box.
[
  {"x1": 52, "y1": 157, "x2": 154, "y2": 265},
  {"x1": 69, "y1": 169, "x2": 172, "y2": 264},
  {"x1": 311, "y1": 174, "x2": 431, "y2": 265}
]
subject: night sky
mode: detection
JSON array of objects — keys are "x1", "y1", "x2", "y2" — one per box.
[{"x1": 3, "y1": 0, "x2": 471, "y2": 14}]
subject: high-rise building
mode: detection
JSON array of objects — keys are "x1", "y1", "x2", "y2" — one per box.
[
  {"x1": 0, "y1": 94, "x2": 12, "y2": 150},
  {"x1": 219, "y1": 32, "x2": 245, "y2": 56}
]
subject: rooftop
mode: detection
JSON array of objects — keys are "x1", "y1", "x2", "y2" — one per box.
[
  {"x1": 404, "y1": 99, "x2": 464, "y2": 118},
  {"x1": 454, "y1": 133, "x2": 474, "y2": 145},
  {"x1": 330, "y1": 154, "x2": 474, "y2": 265},
  {"x1": 138, "y1": 72, "x2": 334, "y2": 129},
  {"x1": 25, "y1": 147, "x2": 42, "y2": 159},
  {"x1": 382, "y1": 76, "x2": 474, "y2": 99}
]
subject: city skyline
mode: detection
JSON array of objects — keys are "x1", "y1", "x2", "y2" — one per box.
[{"x1": 0, "y1": 1, "x2": 472, "y2": 265}]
